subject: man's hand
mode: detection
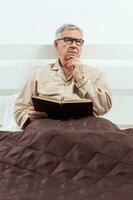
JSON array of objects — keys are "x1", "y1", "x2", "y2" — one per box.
[
  {"x1": 65, "y1": 58, "x2": 84, "y2": 82},
  {"x1": 28, "y1": 106, "x2": 48, "y2": 121}
]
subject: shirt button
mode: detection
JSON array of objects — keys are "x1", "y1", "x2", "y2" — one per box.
[{"x1": 60, "y1": 96, "x2": 64, "y2": 101}]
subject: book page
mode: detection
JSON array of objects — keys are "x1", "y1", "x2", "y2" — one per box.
[
  {"x1": 32, "y1": 95, "x2": 92, "y2": 104},
  {"x1": 32, "y1": 95, "x2": 61, "y2": 104},
  {"x1": 63, "y1": 98, "x2": 92, "y2": 103}
]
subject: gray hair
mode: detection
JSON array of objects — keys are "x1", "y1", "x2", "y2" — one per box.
[{"x1": 55, "y1": 24, "x2": 83, "y2": 39}]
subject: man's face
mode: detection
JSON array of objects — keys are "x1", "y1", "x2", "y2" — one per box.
[{"x1": 54, "y1": 29, "x2": 83, "y2": 65}]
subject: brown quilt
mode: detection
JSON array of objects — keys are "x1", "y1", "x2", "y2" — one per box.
[{"x1": 0, "y1": 116, "x2": 133, "y2": 200}]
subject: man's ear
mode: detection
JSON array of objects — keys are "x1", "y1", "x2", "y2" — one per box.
[{"x1": 54, "y1": 40, "x2": 58, "y2": 49}]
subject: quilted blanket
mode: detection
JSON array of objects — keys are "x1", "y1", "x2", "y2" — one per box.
[{"x1": 0, "y1": 117, "x2": 133, "y2": 200}]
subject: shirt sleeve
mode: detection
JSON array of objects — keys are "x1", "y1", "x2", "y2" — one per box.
[
  {"x1": 13, "y1": 71, "x2": 35, "y2": 129},
  {"x1": 74, "y1": 69, "x2": 112, "y2": 116}
]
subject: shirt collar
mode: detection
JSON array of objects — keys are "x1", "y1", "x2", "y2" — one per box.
[
  {"x1": 51, "y1": 59, "x2": 73, "y2": 81},
  {"x1": 51, "y1": 59, "x2": 61, "y2": 71}
]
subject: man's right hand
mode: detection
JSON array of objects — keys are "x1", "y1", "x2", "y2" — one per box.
[{"x1": 28, "y1": 106, "x2": 48, "y2": 120}]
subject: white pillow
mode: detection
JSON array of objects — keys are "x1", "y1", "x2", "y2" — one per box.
[{"x1": 2, "y1": 93, "x2": 21, "y2": 131}]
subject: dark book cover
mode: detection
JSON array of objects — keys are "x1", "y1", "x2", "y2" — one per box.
[{"x1": 32, "y1": 96, "x2": 93, "y2": 119}]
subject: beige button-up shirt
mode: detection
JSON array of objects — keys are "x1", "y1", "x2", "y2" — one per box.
[{"x1": 13, "y1": 60, "x2": 112, "y2": 128}]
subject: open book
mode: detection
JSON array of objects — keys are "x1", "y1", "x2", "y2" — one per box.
[
  {"x1": 32, "y1": 95, "x2": 93, "y2": 119},
  {"x1": 32, "y1": 81, "x2": 93, "y2": 119}
]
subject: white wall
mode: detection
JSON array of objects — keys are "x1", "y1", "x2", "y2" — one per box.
[{"x1": 0, "y1": 0, "x2": 133, "y2": 44}]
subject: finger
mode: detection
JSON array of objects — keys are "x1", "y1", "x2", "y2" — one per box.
[
  {"x1": 66, "y1": 59, "x2": 79, "y2": 67},
  {"x1": 29, "y1": 113, "x2": 48, "y2": 120},
  {"x1": 66, "y1": 61, "x2": 75, "y2": 68},
  {"x1": 28, "y1": 110, "x2": 47, "y2": 117},
  {"x1": 29, "y1": 106, "x2": 35, "y2": 111}
]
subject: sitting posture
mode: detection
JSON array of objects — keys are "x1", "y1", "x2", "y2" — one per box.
[{"x1": 13, "y1": 24, "x2": 112, "y2": 129}]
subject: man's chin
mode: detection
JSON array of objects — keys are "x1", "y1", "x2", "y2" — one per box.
[{"x1": 65, "y1": 55, "x2": 78, "y2": 61}]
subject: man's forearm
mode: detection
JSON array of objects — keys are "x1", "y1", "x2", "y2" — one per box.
[{"x1": 74, "y1": 78, "x2": 112, "y2": 115}]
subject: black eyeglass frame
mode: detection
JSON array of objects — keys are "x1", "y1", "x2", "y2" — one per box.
[{"x1": 57, "y1": 37, "x2": 84, "y2": 46}]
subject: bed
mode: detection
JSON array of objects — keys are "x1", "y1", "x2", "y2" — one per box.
[
  {"x1": 0, "y1": 117, "x2": 133, "y2": 200},
  {"x1": 0, "y1": 45, "x2": 133, "y2": 199}
]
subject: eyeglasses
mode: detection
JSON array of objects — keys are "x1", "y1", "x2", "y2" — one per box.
[{"x1": 57, "y1": 37, "x2": 84, "y2": 46}]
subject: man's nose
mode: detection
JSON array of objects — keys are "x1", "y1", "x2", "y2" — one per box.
[{"x1": 71, "y1": 41, "x2": 77, "y2": 47}]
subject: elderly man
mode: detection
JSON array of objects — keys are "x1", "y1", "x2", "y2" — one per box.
[{"x1": 14, "y1": 24, "x2": 112, "y2": 129}]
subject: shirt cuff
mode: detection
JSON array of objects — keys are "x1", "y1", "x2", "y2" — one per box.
[
  {"x1": 75, "y1": 77, "x2": 97, "y2": 98},
  {"x1": 22, "y1": 117, "x2": 31, "y2": 129},
  {"x1": 75, "y1": 76, "x2": 88, "y2": 88}
]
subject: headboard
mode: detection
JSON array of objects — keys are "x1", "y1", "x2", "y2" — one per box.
[{"x1": 0, "y1": 44, "x2": 133, "y2": 129}]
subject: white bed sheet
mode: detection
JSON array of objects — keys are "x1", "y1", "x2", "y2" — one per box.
[{"x1": 0, "y1": 93, "x2": 21, "y2": 131}]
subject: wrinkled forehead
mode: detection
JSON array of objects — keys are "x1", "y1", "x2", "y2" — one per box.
[{"x1": 61, "y1": 29, "x2": 83, "y2": 39}]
